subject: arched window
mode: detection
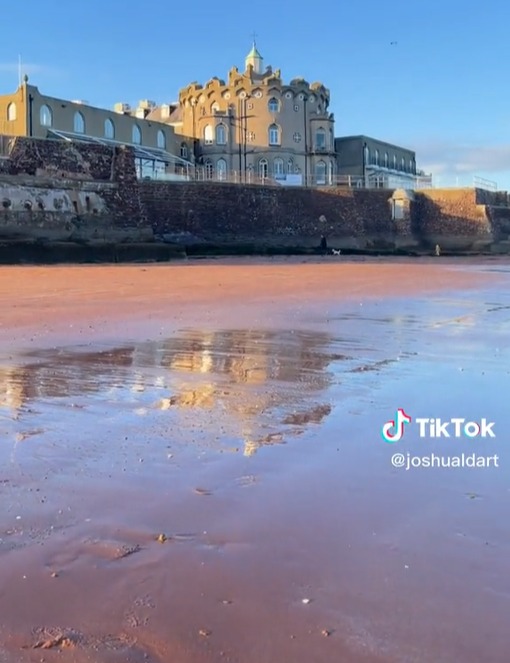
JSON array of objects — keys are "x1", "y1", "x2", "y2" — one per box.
[
  {"x1": 204, "y1": 124, "x2": 213, "y2": 145},
  {"x1": 364, "y1": 145, "x2": 370, "y2": 165},
  {"x1": 40, "y1": 104, "x2": 52, "y2": 127},
  {"x1": 315, "y1": 128, "x2": 326, "y2": 150},
  {"x1": 268, "y1": 124, "x2": 280, "y2": 146},
  {"x1": 401, "y1": 157, "x2": 405, "y2": 171},
  {"x1": 180, "y1": 142, "x2": 188, "y2": 159},
  {"x1": 104, "y1": 118, "x2": 115, "y2": 139},
  {"x1": 211, "y1": 101, "x2": 220, "y2": 113},
  {"x1": 384, "y1": 152, "x2": 388, "y2": 168},
  {"x1": 132, "y1": 124, "x2": 142, "y2": 144},
  {"x1": 328, "y1": 161, "x2": 334, "y2": 184},
  {"x1": 287, "y1": 158, "x2": 294, "y2": 174},
  {"x1": 393, "y1": 154, "x2": 397, "y2": 169},
  {"x1": 409, "y1": 159, "x2": 414, "y2": 173},
  {"x1": 374, "y1": 149, "x2": 379, "y2": 166},
  {"x1": 74, "y1": 111, "x2": 85, "y2": 133},
  {"x1": 7, "y1": 102, "x2": 16, "y2": 121},
  {"x1": 205, "y1": 160, "x2": 213, "y2": 179},
  {"x1": 217, "y1": 158, "x2": 227, "y2": 181},
  {"x1": 315, "y1": 160, "x2": 327, "y2": 185},
  {"x1": 273, "y1": 157, "x2": 284, "y2": 177},
  {"x1": 216, "y1": 123, "x2": 227, "y2": 145},
  {"x1": 157, "y1": 130, "x2": 166, "y2": 149},
  {"x1": 259, "y1": 158, "x2": 268, "y2": 179},
  {"x1": 268, "y1": 97, "x2": 279, "y2": 113}
]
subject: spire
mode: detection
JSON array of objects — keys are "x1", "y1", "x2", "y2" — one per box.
[{"x1": 245, "y1": 37, "x2": 263, "y2": 74}]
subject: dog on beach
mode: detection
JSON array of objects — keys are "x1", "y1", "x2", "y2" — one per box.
[{"x1": 331, "y1": 249, "x2": 341, "y2": 256}]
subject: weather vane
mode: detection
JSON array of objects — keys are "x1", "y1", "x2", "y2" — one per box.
[{"x1": 251, "y1": 32, "x2": 258, "y2": 44}]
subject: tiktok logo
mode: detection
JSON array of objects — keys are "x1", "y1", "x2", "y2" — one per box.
[{"x1": 382, "y1": 408, "x2": 412, "y2": 443}]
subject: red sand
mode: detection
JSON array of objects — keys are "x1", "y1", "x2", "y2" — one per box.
[{"x1": 0, "y1": 258, "x2": 508, "y2": 663}]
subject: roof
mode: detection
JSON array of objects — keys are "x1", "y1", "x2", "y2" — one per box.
[
  {"x1": 47, "y1": 129, "x2": 193, "y2": 167},
  {"x1": 246, "y1": 42, "x2": 262, "y2": 59}
]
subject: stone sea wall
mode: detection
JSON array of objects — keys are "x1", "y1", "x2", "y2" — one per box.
[{"x1": 0, "y1": 136, "x2": 508, "y2": 260}]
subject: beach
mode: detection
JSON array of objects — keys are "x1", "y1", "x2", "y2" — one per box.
[{"x1": 0, "y1": 257, "x2": 508, "y2": 663}]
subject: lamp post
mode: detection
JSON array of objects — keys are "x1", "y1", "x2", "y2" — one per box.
[
  {"x1": 363, "y1": 140, "x2": 367, "y2": 188},
  {"x1": 191, "y1": 98, "x2": 197, "y2": 163},
  {"x1": 303, "y1": 94, "x2": 308, "y2": 186}
]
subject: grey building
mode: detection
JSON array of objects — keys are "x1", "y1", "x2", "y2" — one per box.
[{"x1": 335, "y1": 135, "x2": 424, "y2": 189}]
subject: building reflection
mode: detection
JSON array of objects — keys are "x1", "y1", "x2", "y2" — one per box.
[{"x1": 0, "y1": 330, "x2": 338, "y2": 454}]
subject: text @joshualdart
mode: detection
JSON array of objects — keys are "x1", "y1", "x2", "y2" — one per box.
[{"x1": 381, "y1": 409, "x2": 499, "y2": 470}]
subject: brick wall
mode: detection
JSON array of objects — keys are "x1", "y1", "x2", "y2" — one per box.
[
  {"x1": 1, "y1": 137, "x2": 145, "y2": 228},
  {"x1": 413, "y1": 188, "x2": 492, "y2": 238},
  {"x1": 139, "y1": 182, "x2": 397, "y2": 242},
  {"x1": 7, "y1": 137, "x2": 114, "y2": 180}
]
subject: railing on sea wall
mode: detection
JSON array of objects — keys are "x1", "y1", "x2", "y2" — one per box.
[{"x1": 141, "y1": 168, "x2": 433, "y2": 190}]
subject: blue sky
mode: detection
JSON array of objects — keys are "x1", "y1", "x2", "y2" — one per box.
[{"x1": 1, "y1": 0, "x2": 509, "y2": 188}]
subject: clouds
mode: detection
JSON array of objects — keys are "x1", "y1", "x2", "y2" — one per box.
[{"x1": 416, "y1": 140, "x2": 510, "y2": 177}]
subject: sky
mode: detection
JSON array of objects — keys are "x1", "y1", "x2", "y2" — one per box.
[{"x1": 1, "y1": 0, "x2": 509, "y2": 188}]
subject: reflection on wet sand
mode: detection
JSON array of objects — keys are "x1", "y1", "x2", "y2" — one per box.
[{"x1": 0, "y1": 329, "x2": 346, "y2": 456}]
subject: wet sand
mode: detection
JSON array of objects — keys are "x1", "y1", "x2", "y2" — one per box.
[{"x1": 0, "y1": 257, "x2": 509, "y2": 662}]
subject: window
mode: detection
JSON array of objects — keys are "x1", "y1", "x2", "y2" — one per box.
[
  {"x1": 258, "y1": 158, "x2": 268, "y2": 179},
  {"x1": 401, "y1": 157, "x2": 405, "y2": 171},
  {"x1": 7, "y1": 102, "x2": 16, "y2": 121},
  {"x1": 216, "y1": 123, "x2": 227, "y2": 145},
  {"x1": 315, "y1": 160, "x2": 327, "y2": 185},
  {"x1": 364, "y1": 145, "x2": 370, "y2": 165},
  {"x1": 40, "y1": 104, "x2": 52, "y2": 127},
  {"x1": 268, "y1": 124, "x2": 280, "y2": 145},
  {"x1": 285, "y1": 91, "x2": 293, "y2": 99},
  {"x1": 205, "y1": 160, "x2": 213, "y2": 179},
  {"x1": 211, "y1": 101, "x2": 220, "y2": 113},
  {"x1": 294, "y1": 105, "x2": 299, "y2": 112},
  {"x1": 104, "y1": 118, "x2": 115, "y2": 138},
  {"x1": 273, "y1": 157, "x2": 284, "y2": 177},
  {"x1": 217, "y1": 158, "x2": 227, "y2": 181},
  {"x1": 393, "y1": 155, "x2": 397, "y2": 169},
  {"x1": 157, "y1": 130, "x2": 166, "y2": 149},
  {"x1": 409, "y1": 159, "x2": 414, "y2": 173},
  {"x1": 180, "y1": 142, "x2": 188, "y2": 158},
  {"x1": 132, "y1": 124, "x2": 142, "y2": 144},
  {"x1": 73, "y1": 111, "x2": 85, "y2": 133},
  {"x1": 328, "y1": 161, "x2": 334, "y2": 184},
  {"x1": 204, "y1": 124, "x2": 213, "y2": 144},
  {"x1": 374, "y1": 149, "x2": 379, "y2": 166},
  {"x1": 315, "y1": 128, "x2": 326, "y2": 150},
  {"x1": 384, "y1": 152, "x2": 388, "y2": 168},
  {"x1": 268, "y1": 97, "x2": 279, "y2": 113},
  {"x1": 293, "y1": 132, "x2": 301, "y2": 143},
  {"x1": 287, "y1": 158, "x2": 294, "y2": 174}
]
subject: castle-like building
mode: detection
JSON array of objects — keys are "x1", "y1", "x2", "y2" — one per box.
[
  {"x1": 0, "y1": 44, "x2": 426, "y2": 188},
  {"x1": 151, "y1": 43, "x2": 336, "y2": 185}
]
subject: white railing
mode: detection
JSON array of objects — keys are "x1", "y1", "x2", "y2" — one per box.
[
  {"x1": 473, "y1": 176, "x2": 498, "y2": 192},
  {"x1": 139, "y1": 167, "x2": 438, "y2": 189}
]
